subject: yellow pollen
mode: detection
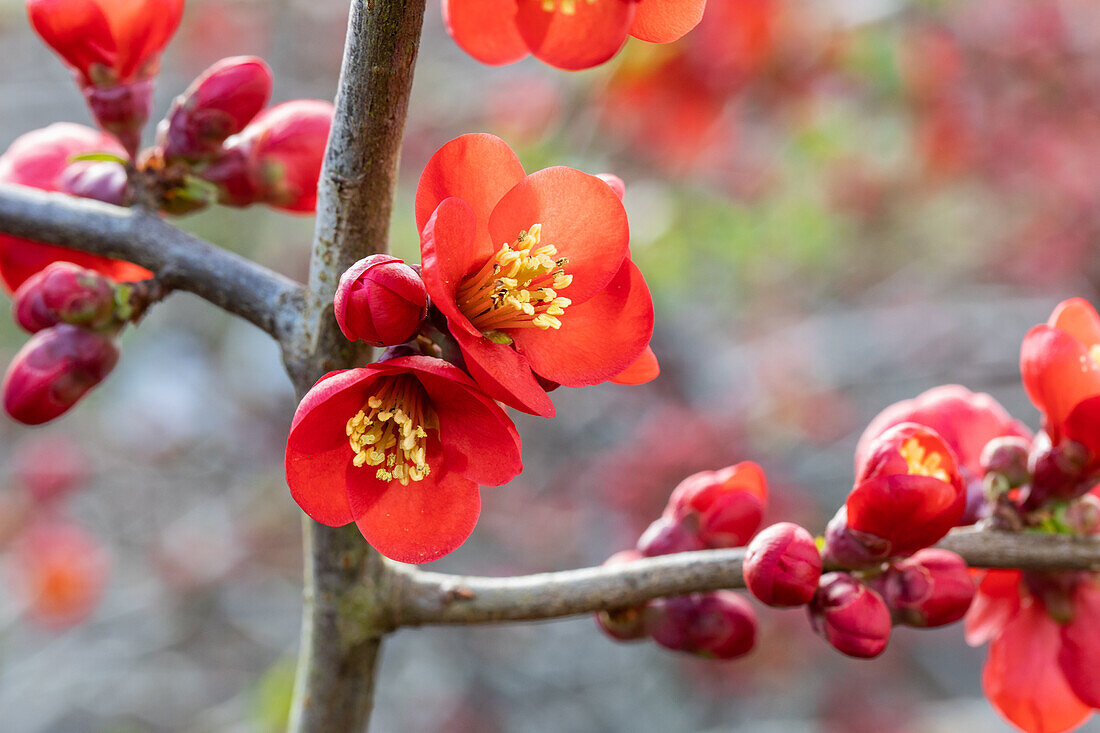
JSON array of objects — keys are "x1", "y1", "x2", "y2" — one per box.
[
  {"x1": 346, "y1": 376, "x2": 438, "y2": 486},
  {"x1": 899, "y1": 437, "x2": 949, "y2": 481},
  {"x1": 1090, "y1": 344, "x2": 1100, "y2": 367},
  {"x1": 455, "y1": 223, "x2": 574, "y2": 335},
  {"x1": 541, "y1": 0, "x2": 596, "y2": 13}
]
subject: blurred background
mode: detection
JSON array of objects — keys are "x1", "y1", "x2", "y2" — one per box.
[{"x1": 2, "y1": 0, "x2": 1100, "y2": 730}]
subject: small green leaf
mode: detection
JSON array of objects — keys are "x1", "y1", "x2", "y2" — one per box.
[{"x1": 69, "y1": 152, "x2": 128, "y2": 164}]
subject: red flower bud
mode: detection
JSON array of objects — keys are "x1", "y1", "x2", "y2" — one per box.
[
  {"x1": 158, "y1": 57, "x2": 274, "y2": 162},
  {"x1": 744, "y1": 522, "x2": 822, "y2": 607},
  {"x1": 980, "y1": 435, "x2": 1032, "y2": 489},
  {"x1": 334, "y1": 255, "x2": 428, "y2": 346},
  {"x1": 2, "y1": 325, "x2": 119, "y2": 425},
  {"x1": 9, "y1": 519, "x2": 109, "y2": 629},
  {"x1": 12, "y1": 262, "x2": 117, "y2": 333},
  {"x1": 12, "y1": 436, "x2": 88, "y2": 505},
  {"x1": 846, "y1": 423, "x2": 966, "y2": 558},
  {"x1": 81, "y1": 80, "x2": 153, "y2": 157},
  {"x1": 666, "y1": 461, "x2": 768, "y2": 549},
  {"x1": 876, "y1": 549, "x2": 974, "y2": 628},
  {"x1": 636, "y1": 515, "x2": 705, "y2": 557},
  {"x1": 808, "y1": 572, "x2": 892, "y2": 658},
  {"x1": 595, "y1": 550, "x2": 649, "y2": 641},
  {"x1": 1028, "y1": 434, "x2": 1092, "y2": 505},
  {"x1": 649, "y1": 591, "x2": 757, "y2": 660},
  {"x1": 822, "y1": 507, "x2": 893, "y2": 569}
]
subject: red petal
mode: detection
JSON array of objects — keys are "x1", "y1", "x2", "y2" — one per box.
[
  {"x1": 1058, "y1": 581, "x2": 1100, "y2": 708},
  {"x1": 1021, "y1": 325, "x2": 1100, "y2": 441},
  {"x1": 0, "y1": 237, "x2": 150, "y2": 293},
  {"x1": 846, "y1": 474, "x2": 963, "y2": 556},
  {"x1": 514, "y1": 0, "x2": 634, "y2": 70},
  {"x1": 511, "y1": 259, "x2": 653, "y2": 387},
  {"x1": 285, "y1": 369, "x2": 379, "y2": 527},
  {"x1": 488, "y1": 166, "x2": 629, "y2": 305},
  {"x1": 415, "y1": 133, "x2": 526, "y2": 248},
  {"x1": 352, "y1": 466, "x2": 482, "y2": 564},
  {"x1": 1064, "y1": 396, "x2": 1100, "y2": 460},
  {"x1": 965, "y1": 569, "x2": 1023, "y2": 646},
  {"x1": 443, "y1": 0, "x2": 529, "y2": 65},
  {"x1": 420, "y1": 197, "x2": 484, "y2": 339},
  {"x1": 1049, "y1": 298, "x2": 1100, "y2": 349},
  {"x1": 452, "y1": 326, "x2": 556, "y2": 417},
  {"x1": 611, "y1": 344, "x2": 659, "y2": 385},
  {"x1": 629, "y1": 0, "x2": 706, "y2": 43},
  {"x1": 717, "y1": 460, "x2": 769, "y2": 503},
  {"x1": 983, "y1": 601, "x2": 1093, "y2": 733}
]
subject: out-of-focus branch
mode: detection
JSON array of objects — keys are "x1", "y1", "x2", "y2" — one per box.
[
  {"x1": 386, "y1": 528, "x2": 1100, "y2": 626},
  {"x1": 0, "y1": 183, "x2": 304, "y2": 339}
]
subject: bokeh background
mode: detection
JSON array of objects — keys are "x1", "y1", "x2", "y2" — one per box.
[{"x1": 2, "y1": 0, "x2": 1100, "y2": 730}]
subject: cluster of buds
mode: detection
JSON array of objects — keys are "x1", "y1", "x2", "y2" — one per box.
[
  {"x1": 595, "y1": 463, "x2": 766, "y2": 659},
  {"x1": 2, "y1": 263, "x2": 162, "y2": 425}
]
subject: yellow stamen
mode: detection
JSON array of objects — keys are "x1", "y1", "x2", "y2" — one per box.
[
  {"x1": 346, "y1": 375, "x2": 438, "y2": 486},
  {"x1": 899, "y1": 437, "x2": 950, "y2": 482},
  {"x1": 541, "y1": 0, "x2": 596, "y2": 14}
]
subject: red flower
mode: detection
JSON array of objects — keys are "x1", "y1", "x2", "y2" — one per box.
[
  {"x1": 0, "y1": 124, "x2": 149, "y2": 293},
  {"x1": 846, "y1": 422, "x2": 966, "y2": 558},
  {"x1": 10, "y1": 520, "x2": 110, "y2": 630},
  {"x1": 1021, "y1": 298, "x2": 1100, "y2": 458},
  {"x1": 443, "y1": 0, "x2": 706, "y2": 70},
  {"x1": 417, "y1": 134, "x2": 654, "y2": 417},
  {"x1": 284, "y1": 355, "x2": 522, "y2": 563},
  {"x1": 27, "y1": 0, "x2": 184, "y2": 87},
  {"x1": 967, "y1": 570, "x2": 1100, "y2": 733}
]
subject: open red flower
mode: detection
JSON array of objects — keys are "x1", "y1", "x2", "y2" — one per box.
[
  {"x1": 285, "y1": 355, "x2": 522, "y2": 563},
  {"x1": 1021, "y1": 298, "x2": 1100, "y2": 459},
  {"x1": 846, "y1": 422, "x2": 966, "y2": 558},
  {"x1": 0, "y1": 124, "x2": 149, "y2": 293},
  {"x1": 417, "y1": 134, "x2": 654, "y2": 417},
  {"x1": 967, "y1": 569, "x2": 1100, "y2": 733},
  {"x1": 443, "y1": 0, "x2": 706, "y2": 70}
]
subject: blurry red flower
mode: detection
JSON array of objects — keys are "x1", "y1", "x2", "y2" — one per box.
[
  {"x1": 334, "y1": 255, "x2": 428, "y2": 347},
  {"x1": 9, "y1": 520, "x2": 109, "y2": 630},
  {"x1": 665, "y1": 461, "x2": 768, "y2": 548},
  {"x1": 12, "y1": 262, "x2": 117, "y2": 333},
  {"x1": 648, "y1": 591, "x2": 757, "y2": 659},
  {"x1": 284, "y1": 355, "x2": 522, "y2": 563},
  {"x1": 12, "y1": 436, "x2": 89, "y2": 506},
  {"x1": 808, "y1": 572, "x2": 892, "y2": 659},
  {"x1": 595, "y1": 549, "x2": 649, "y2": 641},
  {"x1": 417, "y1": 134, "x2": 653, "y2": 417},
  {"x1": 0, "y1": 124, "x2": 149, "y2": 292},
  {"x1": 875, "y1": 548, "x2": 974, "y2": 628},
  {"x1": 443, "y1": 0, "x2": 705, "y2": 70},
  {"x1": 846, "y1": 423, "x2": 966, "y2": 558}
]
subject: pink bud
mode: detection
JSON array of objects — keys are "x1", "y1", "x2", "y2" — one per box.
[
  {"x1": 2, "y1": 325, "x2": 119, "y2": 425},
  {"x1": 875, "y1": 549, "x2": 974, "y2": 628},
  {"x1": 159, "y1": 57, "x2": 274, "y2": 162},
  {"x1": 808, "y1": 572, "x2": 892, "y2": 658},
  {"x1": 743, "y1": 522, "x2": 822, "y2": 607},
  {"x1": 636, "y1": 515, "x2": 705, "y2": 557},
  {"x1": 334, "y1": 255, "x2": 428, "y2": 346},
  {"x1": 595, "y1": 550, "x2": 649, "y2": 641},
  {"x1": 58, "y1": 161, "x2": 128, "y2": 206},
  {"x1": 979, "y1": 435, "x2": 1032, "y2": 488},
  {"x1": 13, "y1": 436, "x2": 88, "y2": 505},
  {"x1": 1028, "y1": 436, "x2": 1091, "y2": 504},
  {"x1": 666, "y1": 461, "x2": 768, "y2": 549},
  {"x1": 649, "y1": 591, "x2": 757, "y2": 660},
  {"x1": 82, "y1": 80, "x2": 153, "y2": 159},
  {"x1": 821, "y1": 507, "x2": 892, "y2": 570},
  {"x1": 12, "y1": 262, "x2": 117, "y2": 333}
]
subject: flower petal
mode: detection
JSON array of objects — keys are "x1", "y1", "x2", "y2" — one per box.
[
  {"x1": 511, "y1": 259, "x2": 653, "y2": 387},
  {"x1": 514, "y1": 0, "x2": 634, "y2": 70},
  {"x1": 1049, "y1": 298, "x2": 1100, "y2": 350},
  {"x1": 443, "y1": 0, "x2": 529, "y2": 65},
  {"x1": 1058, "y1": 580, "x2": 1100, "y2": 708},
  {"x1": 629, "y1": 0, "x2": 706, "y2": 44},
  {"x1": 452, "y1": 326, "x2": 556, "y2": 417},
  {"x1": 846, "y1": 474, "x2": 963, "y2": 557},
  {"x1": 611, "y1": 344, "x2": 660, "y2": 385},
  {"x1": 965, "y1": 569, "x2": 1023, "y2": 647},
  {"x1": 1021, "y1": 324, "x2": 1100, "y2": 441},
  {"x1": 488, "y1": 166, "x2": 629, "y2": 305},
  {"x1": 420, "y1": 197, "x2": 484, "y2": 339}
]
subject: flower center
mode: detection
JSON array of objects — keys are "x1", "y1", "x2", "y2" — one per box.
[
  {"x1": 540, "y1": 0, "x2": 596, "y2": 14},
  {"x1": 899, "y1": 437, "x2": 949, "y2": 482},
  {"x1": 1090, "y1": 344, "x2": 1100, "y2": 367},
  {"x1": 346, "y1": 375, "x2": 438, "y2": 485},
  {"x1": 455, "y1": 223, "x2": 573, "y2": 341}
]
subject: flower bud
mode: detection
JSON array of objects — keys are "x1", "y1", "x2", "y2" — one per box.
[
  {"x1": 81, "y1": 81, "x2": 153, "y2": 158},
  {"x1": 1028, "y1": 436, "x2": 1092, "y2": 504},
  {"x1": 666, "y1": 461, "x2": 768, "y2": 549},
  {"x1": 2, "y1": 325, "x2": 119, "y2": 425},
  {"x1": 334, "y1": 255, "x2": 428, "y2": 346},
  {"x1": 875, "y1": 549, "x2": 974, "y2": 628},
  {"x1": 744, "y1": 522, "x2": 822, "y2": 607},
  {"x1": 636, "y1": 515, "x2": 704, "y2": 557},
  {"x1": 12, "y1": 262, "x2": 117, "y2": 333},
  {"x1": 595, "y1": 550, "x2": 649, "y2": 641},
  {"x1": 980, "y1": 435, "x2": 1032, "y2": 489},
  {"x1": 821, "y1": 507, "x2": 892, "y2": 570},
  {"x1": 58, "y1": 161, "x2": 128, "y2": 207},
  {"x1": 649, "y1": 591, "x2": 757, "y2": 660},
  {"x1": 159, "y1": 57, "x2": 274, "y2": 162},
  {"x1": 808, "y1": 572, "x2": 892, "y2": 658}
]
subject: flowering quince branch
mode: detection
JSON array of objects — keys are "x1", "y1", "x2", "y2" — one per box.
[{"x1": 0, "y1": 183, "x2": 304, "y2": 340}]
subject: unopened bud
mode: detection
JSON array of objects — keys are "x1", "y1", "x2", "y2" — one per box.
[
  {"x1": 334, "y1": 255, "x2": 428, "y2": 346},
  {"x1": 649, "y1": 591, "x2": 757, "y2": 660},
  {"x1": 12, "y1": 262, "x2": 117, "y2": 333},
  {"x1": 2, "y1": 325, "x2": 119, "y2": 425},
  {"x1": 1029, "y1": 437, "x2": 1092, "y2": 504},
  {"x1": 874, "y1": 549, "x2": 974, "y2": 628},
  {"x1": 82, "y1": 81, "x2": 153, "y2": 159},
  {"x1": 666, "y1": 462, "x2": 767, "y2": 549},
  {"x1": 821, "y1": 507, "x2": 892, "y2": 570},
  {"x1": 595, "y1": 550, "x2": 648, "y2": 641},
  {"x1": 636, "y1": 515, "x2": 704, "y2": 557},
  {"x1": 58, "y1": 161, "x2": 128, "y2": 207},
  {"x1": 980, "y1": 435, "x2": 1032, "y2": 489},
  {"x1": 808, "y1": 572, "x2": 892, "y2": 658},
  {"x1": 744, "y1": 522, "x2": 822, "y2": 607}
]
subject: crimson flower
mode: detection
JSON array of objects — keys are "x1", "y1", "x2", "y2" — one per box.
[
  {"x1": 967, "y1": 569, "x2": 1100, "y2": 733},
  {"x1": 444, "y1": 0, "x2": 706, "y2": 70},
  {"x1": 417, "y1": 133, "x2": 654, "y2": 417},
  {"x1": 0, "y1": 124, "x2": 149, "y2": 293},
  {"x1": 1021, "y1": 298, "x2": 1100, "y2": 459},
  {"x1": 284, "y1": 355, "x2": 522, "y2": 563}
]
